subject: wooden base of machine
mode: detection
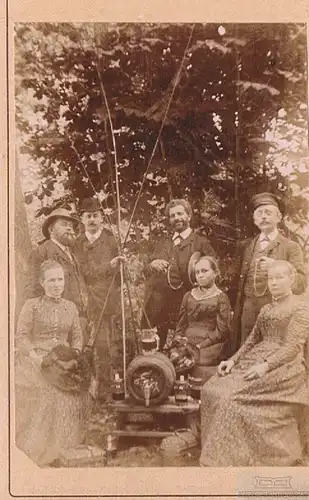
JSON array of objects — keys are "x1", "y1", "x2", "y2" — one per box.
[{"x1": 101, "y1": 396, "x2": 200, "y2": 451}]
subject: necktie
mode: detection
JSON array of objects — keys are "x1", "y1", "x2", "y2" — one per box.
[
  {"x1": 260, "y1": 235, "x2": 270, "y2": 250},
  {"x1": 173, "y1": 233, "x2": 182, "y2": 246}
]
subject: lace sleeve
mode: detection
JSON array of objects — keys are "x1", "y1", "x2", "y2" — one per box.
[
  {"x1": 266, "y1": 304, "x2": 309, "y2": 371},
  {"x1": 230, "y1": 313, "x2": 262, "y2": 364},
  {"x1": 15, "y1": 299, "x2": 35, "y2": 354}
]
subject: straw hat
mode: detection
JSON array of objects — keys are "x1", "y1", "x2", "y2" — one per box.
[{"x1": 187, "y1": 251, "x2": 202, "y2": 286}]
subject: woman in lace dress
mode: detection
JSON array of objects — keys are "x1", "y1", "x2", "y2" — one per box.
[
  {"x1": 200, "y1": 260, "x2": 309, "y2": 466},
  {"x1": 15, "y1": 260, "x2": 90, "y2": 467},
  {"x1": 174, "y1": 256, "x2": 231, "y2": 380}
]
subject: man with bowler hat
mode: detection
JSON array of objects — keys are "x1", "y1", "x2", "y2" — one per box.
[
  {"x1": 74, "y1": 197, "x2": 124, "y2": 400},
  {"x1": 23, "y1": 208, "x2": 88, "y2": 318},
  {"x1": 233, "y1": 192, "x2": 307, "y2": 350}
]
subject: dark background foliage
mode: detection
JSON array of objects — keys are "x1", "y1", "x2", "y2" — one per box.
[{"x1": 15, "y1": 23, "x2": 309, "y2": 292}]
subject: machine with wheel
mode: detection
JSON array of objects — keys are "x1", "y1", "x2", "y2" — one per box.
[{"x1": 102, "y1": 329, "x2": 202, "y2": 455}]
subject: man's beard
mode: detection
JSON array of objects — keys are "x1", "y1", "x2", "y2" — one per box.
[
  {"x1": 58, "y1": 233, "x2": 76, "y2": 247},
  {"x1": 172, "y1": 220, "x2": 187, "y2": 232}
]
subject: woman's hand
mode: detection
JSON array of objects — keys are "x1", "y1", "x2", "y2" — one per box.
[
  {"x1": 218, "y1": 359, "x2": 235, "y2": 376},
  {"x1": 243, "y1": 362, "x2": 269, "y2": 381},
  {"x1": 150, "y1": 259, "x2": 169, "y2": 273}
]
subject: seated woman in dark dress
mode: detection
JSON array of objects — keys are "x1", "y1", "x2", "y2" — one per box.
[
  {"x1": 173, "y1": 255, "x2": 232, "y2": 381},
  {"x1": 200, "y1": 260, "x2": 309, "y2": 467}
]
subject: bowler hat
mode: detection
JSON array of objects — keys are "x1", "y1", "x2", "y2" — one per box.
[
  {"x1": 251, "y1": 192, "x2": 282, "y2": 212},
  {"x1": 80, "y1": 197, "x2": 102, "y2": 213},
  {"x1": 41, "y1": 208, "x2": 79, "y2": 239}
]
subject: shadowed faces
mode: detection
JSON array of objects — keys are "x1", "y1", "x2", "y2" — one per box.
[
  {"x1": 49, "y1": 218, "x2": 76, "y2": 247},
  {"x1": 81, "y1": 211, "x2": 103, "y2": 234},
  {"x1": 253, "y1": 204, "x2": 282, "y2": 234},
  {"x1": 168, "y1": 204, "x2": 190, "y2": 232},
  {"x1": 268, "y1": 261, "x2": 295, "y2": 298},
  {"x1": 40, "y1": 266, "x2": 65, "y2": 299}
]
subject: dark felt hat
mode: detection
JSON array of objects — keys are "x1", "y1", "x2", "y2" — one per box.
[
  {"x1": 80, "y1": 197, "x2": 103, "y2": 213},
  {"x1": 41, "y1": 208, "x2": 79, "y2": 239},
  {"x1": 251, "y1": 192, "x2": 282, "y2": 212}
]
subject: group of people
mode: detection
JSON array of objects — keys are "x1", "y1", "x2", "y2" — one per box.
[{"x1": 14, "y1": 191, "x2": 309, "y2": 467}]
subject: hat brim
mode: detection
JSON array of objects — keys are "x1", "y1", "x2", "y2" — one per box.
[
  {"x1": 42, "y1": 214, "x2": 79, "y2": 239},
  {"x1": 187, "y1": 251, "x2": 202, "y2": 286},
  {"x1": 80, "y1": 208, "x2": 103, "y2": 213}
]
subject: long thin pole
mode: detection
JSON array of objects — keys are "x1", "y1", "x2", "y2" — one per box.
[{"x1": 93, "y1": 28, "x2": 127, "y2": 393}]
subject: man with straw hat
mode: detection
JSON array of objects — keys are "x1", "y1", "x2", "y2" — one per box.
[
  {"x1": 23, "y1": 208, "x2": 88, "y2": 318},
  {"x1": 74, "y1": 197, "x2": 124, "y2": 400},
  {"x1": 232, "y1": 192, "x2": 307, "y2": 350}
]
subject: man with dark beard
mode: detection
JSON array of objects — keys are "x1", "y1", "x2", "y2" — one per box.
[
  {"x1": 142, "y1": 199, "x2": 216, "y2": 349},
  {"x1": 23, "y1": 208, "x2": 88, "y2": 317}
]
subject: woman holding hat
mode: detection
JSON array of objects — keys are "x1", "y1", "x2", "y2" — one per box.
[
  {"x1": 15, "y1": 260, "x2": 91, "y2": 467},
  {"x1": 172, "y1": 254, "x2": 232, "y2": 382}
]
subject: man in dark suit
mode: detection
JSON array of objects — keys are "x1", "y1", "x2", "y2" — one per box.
[
  {"x1": 23, "y1": 208, "x2": 88, "y2": 318},
  {"x1": 233, "y1": 192, "x2": 307, "y2": 350},
  {"x1": 142, "y1": 198, "x2": 216, "y2": 348},
  {"x1": 74, "y1": 197, "x2": 124, "y2": 400}
]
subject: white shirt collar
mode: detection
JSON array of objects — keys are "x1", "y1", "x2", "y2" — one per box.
[
  {"x1": 85, "y1": 228, "x2": 102, "y2": 243},
  {"x1": 172, "y1": 227, "x2": 192, "y2": 241},
  {"x1": 259, "y1": 228, "x2": 279, "y2": 242}
]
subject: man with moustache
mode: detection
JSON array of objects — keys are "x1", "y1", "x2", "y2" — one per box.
[
  {"x1": 233, "y1": 192, "x2": 307, "y2": 350},
  {"x1": 23, "y1": 208, "x2": 88, "y2": 318},
  {"x1": 74, "y1": 197, "x2": 124, "y2": 400},
  {"x1": 142, "y1": 198, "x2": 215, "y2": 349}
]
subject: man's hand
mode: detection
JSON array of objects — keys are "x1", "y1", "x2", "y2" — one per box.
[
  {"x1": 150, "y1": 259, "x2": 169, "y2": 273},
  {"x1": 110, "y1": 255, "x2": 126, "y2": 269},
  {"x1": 218, "y1": 359, "x2": 235, "y2": 376},
  {"x1": 243, "y1": 362, "x2": 269, "y2": 381},
  {"x1": 258, "y1": 256, "x2": 275, "y2": 272}
]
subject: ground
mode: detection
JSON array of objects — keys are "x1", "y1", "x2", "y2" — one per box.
[{"x1": 85, "y1": 402, "x2": 200, "y2": 467}]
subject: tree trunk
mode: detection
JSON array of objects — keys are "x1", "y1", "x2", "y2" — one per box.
[{"x1": 14, "y1": 149, "x2": 33, "y2": 322}]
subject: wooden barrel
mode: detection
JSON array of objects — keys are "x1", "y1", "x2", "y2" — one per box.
[{"x1": 126, "y1": 352, "x2": 176, "y2": 406}]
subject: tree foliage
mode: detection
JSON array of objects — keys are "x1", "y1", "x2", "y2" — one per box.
[{"x1": 15, "y1": 22, "x2": 308, "y2": 260}]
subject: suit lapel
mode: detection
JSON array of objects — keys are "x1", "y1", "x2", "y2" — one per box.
[
  {"x1": 177, "y1": 230, "x2": 194, "y2": 251},
  {"x1": 242, "y1": 236, "x2": 259, "y2": 276},
  {"x1": 265, "y1": 233, "x2": 284, "y2": 256},
  {"x1": 49, "y1": 240, "x2": 73, "y2": 264}
]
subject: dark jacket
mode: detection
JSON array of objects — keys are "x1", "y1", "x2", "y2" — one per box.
[
  {"x1": 74, "y1": 228, "x2": 119, "y2": 319},
  {"x1": 23, "y1": 240, "x2": 88, "y2": 315},
  {"x1": 142, "y1": 230, "x2": 215, "y2": 329},
  {"x1": 232, "y1": 232, "x2": 307, "y2": 352}
]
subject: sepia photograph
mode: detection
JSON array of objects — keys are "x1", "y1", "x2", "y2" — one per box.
[{"x1": 7, "y1": 13, "x2": 309, "y2": 495}]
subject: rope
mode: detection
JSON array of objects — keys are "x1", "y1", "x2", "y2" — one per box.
[
  {"x1": 92, "y1": 31, "x2": 128, "y2": 393},
  {"x1": 122, "y1": 24, "x2": 196, "y2": 246},
  {"x1": 68, "y1": 138, "x2": 120, "y2": 249}
]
